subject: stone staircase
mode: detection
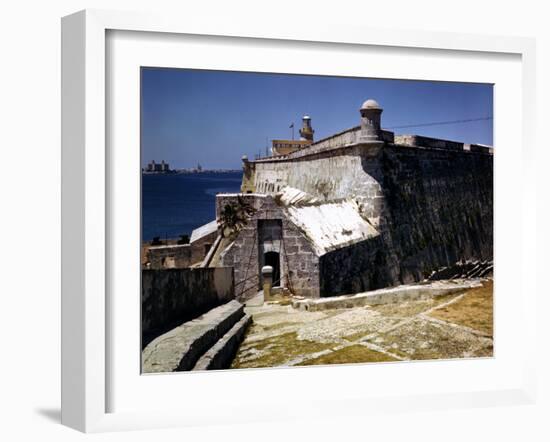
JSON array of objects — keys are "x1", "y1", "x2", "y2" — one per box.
[
  {"x1": 428, "y1": 260, "x2": 494, "y2": 280},
  {"x1": 142, "y1": 300, "x2": 251, "y2": 373}
]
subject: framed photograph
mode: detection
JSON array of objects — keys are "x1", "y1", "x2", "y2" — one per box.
[{"x1": 61, "y1": 9, "x2": 537, "y2": 432}]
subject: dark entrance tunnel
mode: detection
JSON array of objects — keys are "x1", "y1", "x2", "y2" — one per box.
[{"x1": 264, "y1": 251, "x2": 281, "y2": 287}]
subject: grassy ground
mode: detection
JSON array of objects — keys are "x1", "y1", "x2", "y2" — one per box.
[
  {"x1": 230, "y1": 331, "x2": 334, "y2": 369},
  {"x1": 298, "y1": 345, "x2": 398, "y2": 366},
  {"x1": 230, "y1": 279, "x2": 493, "y2": 369},
  {"x1": 428, "y1": 280, "x2": 493, "y2": 336}
]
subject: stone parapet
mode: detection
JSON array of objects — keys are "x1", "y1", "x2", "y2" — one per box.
[
  {"x1": 142, "y1": 267, "x2": 235, "y2": 342},
  {"x1": 192, "y1": 314, "x2": 252, "y2": 370},
  {"x1": 142, "y1": 300, "x2": 244, "y2": 373},
  {"x1": 293, "y1": 279, "x2": 484, "y2": 311}
]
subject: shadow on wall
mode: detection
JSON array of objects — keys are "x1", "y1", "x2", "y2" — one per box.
[
  {"x1": 320, "y1": 234, "x2": 394, "y2": 296},
  {"x1": 333, "y1": 145, "x2": 494, "y2": 296},
  {"x1": 141, "y1": 267, "x2": 234, "y2": 348}
]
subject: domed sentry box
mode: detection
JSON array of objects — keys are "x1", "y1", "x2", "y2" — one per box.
[{"x1": 359, "y1": 98, "x2": 383, "y2": 143}]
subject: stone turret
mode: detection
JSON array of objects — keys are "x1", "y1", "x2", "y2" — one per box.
[
  {"x1": 359, "y1": 99, "x2": 383, "y2": 143},
  {"x1": 299, "y1": 115, "x2": 314, "y2": 142},
  {"x1": 241, "y1": 155, "x2": 256, "y2": 193}
]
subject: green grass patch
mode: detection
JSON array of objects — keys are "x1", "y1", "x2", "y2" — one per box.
[
  {"x1": 342, "y1": 330, "x2": 373, "y2": 342},
  {"x1": 429, "y1": 280, "x2": 493, "y2": 336},
  {"x1": 298, "y1": 345, "x2": 398, "y2": 366},
  {"x1": 231, "y1": 332, "x2": 335, "y2": 369}
]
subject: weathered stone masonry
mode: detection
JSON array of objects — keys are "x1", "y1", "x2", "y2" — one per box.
[
  {"x1": 142, "y1": 267, "x2": 234, "y2": 345},
  {"x1": 146, "y1": 244, "x2": 192, "y2": 269},
  {"x1": 318, "y1": 145, "x2": 493, "y2": 295},
  {"x1": 218, "y1": 196, "x2": 319, "y2": 300},
  {"x1": 236, "y1": 100, "x2": 493, "y2": 298}
]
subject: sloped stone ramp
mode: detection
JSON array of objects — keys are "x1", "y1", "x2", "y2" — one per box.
[
  {"x1": 142, "y1": 300, "x2": 251, "y2": 373},
  {"x1": 292, "y1": 279, "x2": 483, "y2": 312}
]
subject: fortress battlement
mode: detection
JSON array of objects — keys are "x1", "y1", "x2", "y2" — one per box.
[
  {"x1": 243, "y1": 100, "x2": 492, "y2": 176},
  {"x1": 246, "y1": 127, "x2": 492, "y2": 166},
  {"x1": 241, "y1": 99, "x2": 493, "y2": 199}
]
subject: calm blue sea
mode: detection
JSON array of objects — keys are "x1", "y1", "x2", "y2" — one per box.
[{"x1": 142, "y1": 171, "x2": 243, "y2": 241}]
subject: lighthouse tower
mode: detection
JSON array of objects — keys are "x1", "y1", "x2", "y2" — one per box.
[{"x1": 299, "y1": 115, "x2": 314, "y2": 142}]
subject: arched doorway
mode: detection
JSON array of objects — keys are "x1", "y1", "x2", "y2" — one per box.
[{"x1": 264, "y1": 251, "x2": 281, "y2": 287}]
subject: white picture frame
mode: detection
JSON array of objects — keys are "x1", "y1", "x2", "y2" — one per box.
[{"x1": 61, "y1": 9, "x2": 538, "y2": 433}]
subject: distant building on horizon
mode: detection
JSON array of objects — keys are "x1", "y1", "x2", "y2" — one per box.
[{"x1": 145, "y1": 160, "x2": 170, "y2": 173}]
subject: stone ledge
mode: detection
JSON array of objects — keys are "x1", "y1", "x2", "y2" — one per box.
[
  {"x1": 292, "y1": 279, "x2": 484, "y2": 312},
  {"x1": 142, "y1": 300, "x2": 244, "y2": 373},
  {"x1": 193, "y1": 314, "x2": 252, "y2": 371}
]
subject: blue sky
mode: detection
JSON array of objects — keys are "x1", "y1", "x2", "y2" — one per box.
[{"x1": 141, "y1": 68, "x2": 493, "y2": 169}]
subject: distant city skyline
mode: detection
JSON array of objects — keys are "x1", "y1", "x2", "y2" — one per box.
[{"x1": 141, "y1": 68, "x2": 493, "y2": 169}]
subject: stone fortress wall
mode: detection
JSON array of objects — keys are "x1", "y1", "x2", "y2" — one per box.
[
  {"x1": 318, "y1": 144, "x2": 493, "y2": 295},
  {"x1": 240, "y1": 100, "x2": 493, "y2": 296},
  {"x1": 242, "y1": 143, "x2": 385, "y2": 223}
]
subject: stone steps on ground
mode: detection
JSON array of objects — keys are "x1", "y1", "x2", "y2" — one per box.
[
  {"x1": 192, "y1": 314, "x2": 252, "y2": 371},
  {"x1": 142, "y1": 300, "x2": 245, "y2": 373}
]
